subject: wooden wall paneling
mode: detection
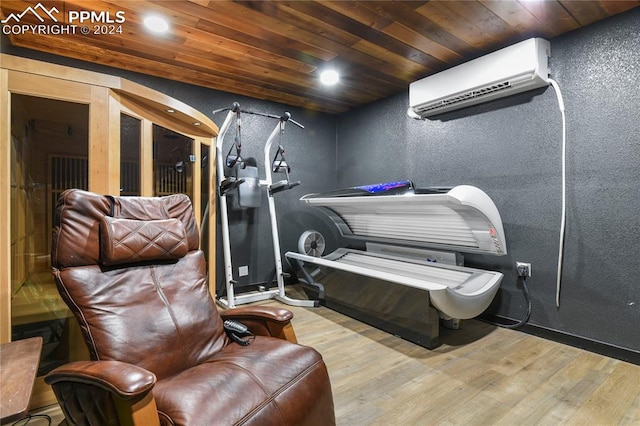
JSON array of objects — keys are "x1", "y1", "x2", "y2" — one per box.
[
  {"x1": 7, "y1": 71, "x2": 91, "y2": 104},
  {"x1": 207, "y1": 136, "x2": 216, "y2": 298},
  {"x1": 0, "y1": 54, "x2": 120, "y2": 90},
  {"x1": 114, "y1": 90, "x2": 213, "y2": 138},
  {"x1": 111, "y1": 93, "x2": 148, "y2": 197},
  {"x1": 108, "y1": 89, "x2": 122, "y2": 196},
  {"x1": 141, "y1": 119, "x2": 154, "y2": 197},
  {"x1": 191, "y1": 140, "x2": 201, "y2": 228},
  {"x1": 0, "y1": 68, "x2": 10, "y2": 343},
  {"x1": 124, "y1": 84, "x2": 215, "y2": 135},
  {"x1": 88, "y1": 85, "x2": 115, "y2": 195}
]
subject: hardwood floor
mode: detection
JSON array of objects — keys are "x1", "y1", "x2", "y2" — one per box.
[
  {"x1": 32, "y1": 294, "x2": 640, "y2": 425},
  {"x1": 278, "y1": 296, "x2": 640, "y2": 426}
]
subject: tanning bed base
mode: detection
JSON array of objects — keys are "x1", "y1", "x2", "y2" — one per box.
[{"x1": 287, "y1": 248, "x2": 503, "y2": 320}]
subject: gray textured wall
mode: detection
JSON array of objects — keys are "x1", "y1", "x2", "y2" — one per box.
[{"x1": 335, "y1": 9, "x2": 640, "y2": 353}]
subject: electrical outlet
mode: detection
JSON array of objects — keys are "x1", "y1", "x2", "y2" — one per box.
[{"x1": 516, "y1": 262, "x2": 531, "y2": 277}]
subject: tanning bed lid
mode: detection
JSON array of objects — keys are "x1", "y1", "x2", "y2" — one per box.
[{"x1": 300, "y1": 184, "x2": 507, "y2": 255}]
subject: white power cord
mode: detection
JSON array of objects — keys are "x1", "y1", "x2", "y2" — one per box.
[{"x1": 548, "y1": 78, "x2": 566, "y2": 308}]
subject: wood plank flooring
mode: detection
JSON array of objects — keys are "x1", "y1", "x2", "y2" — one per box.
[
  {"x1": 277, "y1": 295, "x2": 640, "y2": 426},
  {"x1": 31, "y1": 293, "x2": 640, "y2": 425}
]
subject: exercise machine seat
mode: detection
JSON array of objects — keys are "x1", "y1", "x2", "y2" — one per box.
[{"x1": 45, "y1": 189, "x2": 335, "y2": 426}]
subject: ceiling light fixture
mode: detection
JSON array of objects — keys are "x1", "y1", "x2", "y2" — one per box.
[
  {"x1": 319, "y1": 69, "x2": 340, "y2": 86},
  {"x1": 144, "y1": 16, "x2": 169, "y2": 33},
  {"x1": 165, "y1": 108, "x2": 175, "y2": 113}
]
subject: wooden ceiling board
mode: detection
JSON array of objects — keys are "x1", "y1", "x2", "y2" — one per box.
[
  {"x1": 375, "y1": 1, "x2": 476, "y2": 56},
  {"x1": 518, "y1": 0, "x2": 581, "y2": 37},
  {"x1": 380, "y1": 21, "x2": 464, "y2": 65},
  {"x1": 478, "y1": 1, "x2": 545, "y2": 37},
  {"x1": 598, "y1": 0, "x2": 640, "y2": 15},
  {"x1": 167, "y1": 2, "x2": 337, "y2": 65},
  {"x1": 201, "y1": 1, "x2": 338, "y2": 61},
  {"x1": 281, "y1": 1, "x2": 434, "y2": 69},
  {"x1": 434, "y1": 1, "x2": 516, "y2": 43},
  {"x1": 559, "y1": 1, "x2": 612, "y2": 26},
  {"x1": 412, "y1": 2, "x2": 496, "y2": 51},
  {"x1": 9, "y1": 34, "x2": 346, "y2": 113},
  {"x1": 319, "y1": 1, "x2": 396, "y2": 32},
  {"x1": 2, "y1": 0, "x2": 638, "y2": 114}
]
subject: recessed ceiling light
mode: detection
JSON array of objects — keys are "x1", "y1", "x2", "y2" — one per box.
[
  {"x1": 320, "y1": 69, "x2": 340, "y2": 86},
  {"x1": 144, "y1": 16, "x2": 169, "y2": 33},
  {"x1": 165, "y1": 108, "x2": 175, "y2": 113},
  {"x1": 193, "y1": 122, "x2": 201, "y2": 126}
]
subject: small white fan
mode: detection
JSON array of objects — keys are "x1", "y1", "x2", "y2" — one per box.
[{"x1": 298, "y1": 230, "x2": 326, "y2": 257}]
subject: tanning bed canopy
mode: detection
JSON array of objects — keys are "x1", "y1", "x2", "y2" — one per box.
[{"x1": 300, "y1": 184, "x2": 506, "y2": 256}]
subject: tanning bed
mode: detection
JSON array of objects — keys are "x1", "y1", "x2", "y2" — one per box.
[{"x1": 285, "y1": 182, "x2": 507, "y2": 348}]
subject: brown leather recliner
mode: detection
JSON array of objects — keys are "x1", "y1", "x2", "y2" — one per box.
[{"x1": 44, "y1": 189, "x2": 335, "y2": 425}]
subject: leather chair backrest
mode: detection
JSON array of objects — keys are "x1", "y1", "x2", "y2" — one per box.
[{"x1": 51, "y1": 189, "x2": 228, "y2": 380}]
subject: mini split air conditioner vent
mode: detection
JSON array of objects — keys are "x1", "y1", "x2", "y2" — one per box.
[
  {"x1": 416, "y1": 81, "x2": 512, "y2": 114},
  {"x1": 409, "y1": 38, "x2": 550, "y2": 118}
]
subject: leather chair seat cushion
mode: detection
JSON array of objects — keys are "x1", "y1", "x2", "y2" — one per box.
[{"x1": 154, "y1": 338, "x2": 332, "y2": 425}]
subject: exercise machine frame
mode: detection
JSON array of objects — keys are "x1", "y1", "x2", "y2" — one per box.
[{"x1": 214, "y1": 103, "x2": 318, "y2": 308}]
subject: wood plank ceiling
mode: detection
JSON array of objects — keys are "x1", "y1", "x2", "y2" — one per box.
[{"x1": 2, "y1": 1, "x2": 638, "y2": 114}]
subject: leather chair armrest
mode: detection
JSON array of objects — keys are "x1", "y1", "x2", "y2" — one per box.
[
  {"x1": 221, "y1": 306, "x2": 298, "y2": 343},
  {"x1": 45, "y1": 361, "x2": 160, "y2": 426},
  {"x1": 45, "y1": 360, "x2": 156, "y2": 398}
]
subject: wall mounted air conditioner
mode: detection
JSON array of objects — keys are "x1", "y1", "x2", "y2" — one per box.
[{"x1": 408, "y1": 38, "x2": 550, "y2": 118}]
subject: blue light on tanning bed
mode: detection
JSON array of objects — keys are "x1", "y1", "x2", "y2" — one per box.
[
  {"x1": 354, "y1": 180, "x2": 413, "y2": 194},
  {"x1": 305, "y1": 180, "x2": 415, "y2": 198}
]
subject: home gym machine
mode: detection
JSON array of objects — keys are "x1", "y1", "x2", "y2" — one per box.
[{"x1": 212, "y1": 102, "x2": 318, "y2": 308}]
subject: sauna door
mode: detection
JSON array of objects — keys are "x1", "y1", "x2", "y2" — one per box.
[{"x1": 10, "y1": 94, "x2": 90, "y2": 391}]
